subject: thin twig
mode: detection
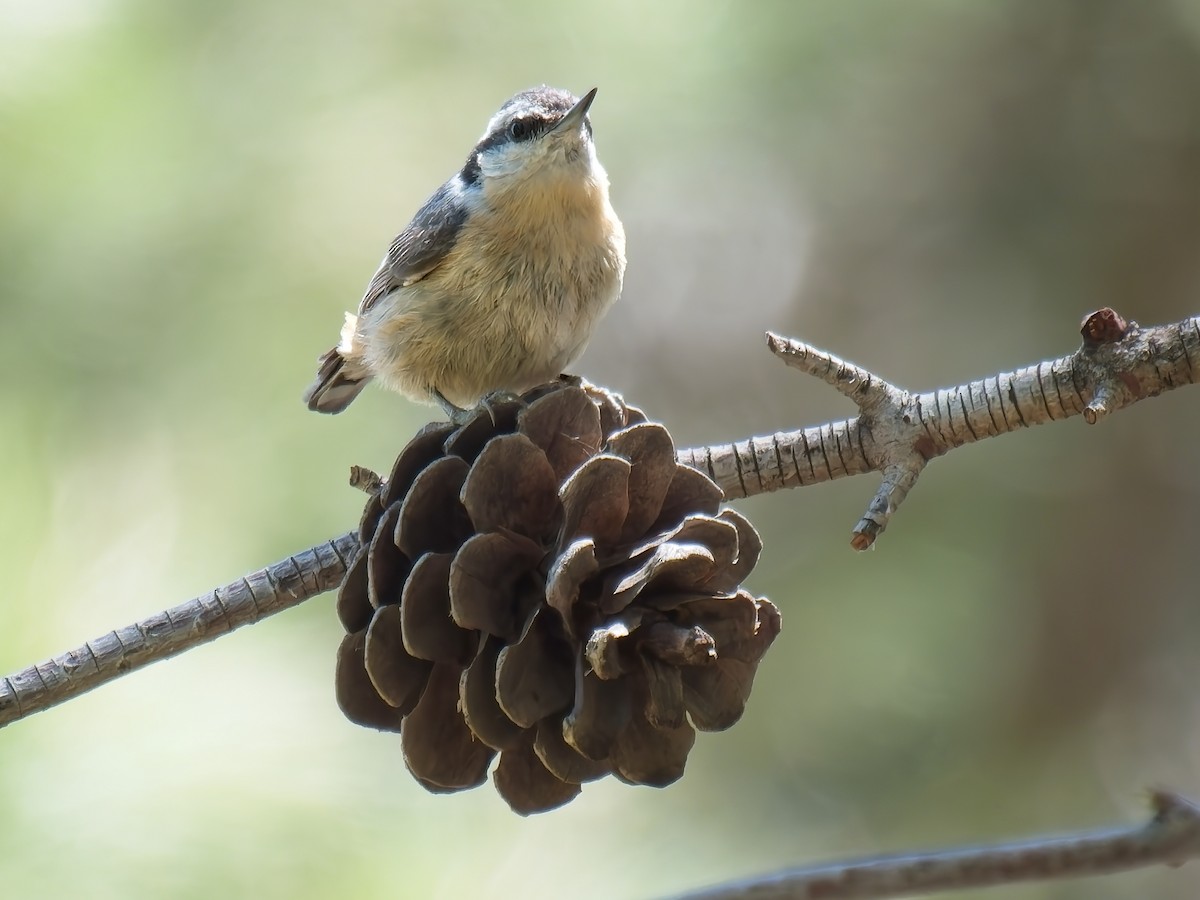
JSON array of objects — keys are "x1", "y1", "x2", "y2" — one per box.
[
  {"x1": 1, "y1": 310, "x2": 1195, "y2": 729},
  {"x1": 675, "y1": 790, "x2": 1200, "y2": 899},
  {"x1": 681, "y1": 310, "x2": 1199, "y2": 546}
]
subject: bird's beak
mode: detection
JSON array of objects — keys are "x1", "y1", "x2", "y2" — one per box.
[{"x1": 551, "y1": 87, "x2": 597, "y2": 135}]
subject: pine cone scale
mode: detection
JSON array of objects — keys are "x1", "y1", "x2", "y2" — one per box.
[
  {"x1": 401, "y1": 661, "x2": 494, "y2": 790},
  {"x1": 607, "y1": 423, "x2": 678, "y2": 541},
  {"x1": 364, "y1": 604, "x2": 432, "y2": 713},
  {"x1": 367, "y1": 504, "x2": 407, "y2": 608},
  {"x1": 459, "y1": 636, "x2": 525, "y2": 751},
  {"x1": 380, "y1": 422, "x2": 456, "y2": 508},
  {"x1": 544, "y1": 538, "x2": 599, "y2": 637},
  {"x1": 518, "y1": 385, "x2": 604, "y2": 479},
  {"x1": 493, "y1": 731, "x2": 580, "y2": 816},
  {"x1": 559, "y1": 454, "x2": 632, "y2": 547},
  {"x1": 449, "y1": 532, "x2": 544, "y2": 640},
  {"x1": 460, "y1": 434, "x2": 561, "y2": 540},
  {"x1": 533, "y1": 717, "x2": 611, "y2": 784},
  {"x1": 394, "y1": 456, "x2": 471, "y2": 557},
  {"x1": 335, "y1": 547, "x2": 373, "y2": 633},
  {"x1": 563, "y1": 660, "x2": 632, "y2": 761},
  {"x1": 400, "y1": 552, "x2": 473, "y2": 664},
  {"x1": 335, "y1": 629, "x2": 405, "y2": 731},
  {"x1": 494, "y1": 609, "x2": 574, "y2": 728}
]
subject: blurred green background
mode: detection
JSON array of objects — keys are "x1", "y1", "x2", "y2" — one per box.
[{"x1": 3, "y1": 0, "x2": 1200, "y2": 897}]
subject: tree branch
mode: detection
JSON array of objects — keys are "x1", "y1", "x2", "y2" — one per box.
[
  {"x1": 1, "y1": 309, "x2": 1195, "y2": 733},
  {"x1": 681, "y1": 310, "x2": 1199, "y2": 547},
  {"x1": 676, "y1": 790, "x2": 1200, "y2": 900},
  {"x1": 0, "y1": 532, "x2": 359, "y2": 728}
]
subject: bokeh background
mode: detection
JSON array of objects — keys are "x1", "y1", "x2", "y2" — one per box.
[{"x1": 3, "y1": 1, "x2": 1200, "y2": 897}]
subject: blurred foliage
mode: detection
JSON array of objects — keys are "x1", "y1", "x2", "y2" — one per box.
[{"x1": 3, "y1": 0, "x2": 1200, "y2": 897}]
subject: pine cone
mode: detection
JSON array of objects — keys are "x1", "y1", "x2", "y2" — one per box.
[{"x1": 334, "y1": 382, "x2": 780, "y2": 815}]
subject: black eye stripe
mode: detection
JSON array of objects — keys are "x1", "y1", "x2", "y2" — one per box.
[
  {"x1": 507, "y1": 116, "x2": 545, "y2": 142},
  {"x1": 465, "y1": 101, "x2": 582, "y2": 183}
]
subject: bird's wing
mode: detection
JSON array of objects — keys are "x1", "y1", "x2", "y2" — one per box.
[{"x1": 358, "y1": 179, "x2": 471, "y2": 314}]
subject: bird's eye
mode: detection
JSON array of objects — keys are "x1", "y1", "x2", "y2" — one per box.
[{"x1": 507, "y1": 118, "x2": 536, "y2": 141}]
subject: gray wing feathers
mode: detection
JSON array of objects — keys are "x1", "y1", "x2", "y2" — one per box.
[
  {"x1": 358, "y1": 179, "x2": 470, "y2": 314},
  {"x1": 304, "y1": 177, "x2": 470, "y2": 414}
]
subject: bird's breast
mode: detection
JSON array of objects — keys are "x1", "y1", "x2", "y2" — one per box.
[{"x1": 434, "y1": 175, "x2": 626, "y2": 328}]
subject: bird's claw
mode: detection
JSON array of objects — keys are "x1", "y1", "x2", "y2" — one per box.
[
  {"x1": 433, "y1": 389, "x2": 474, "y2": 426},
  {"x1": 435, "y1": 388, "x2": 527, "y2": 427}
]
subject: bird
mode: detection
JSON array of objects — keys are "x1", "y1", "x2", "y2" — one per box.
[{"x1": 303, "y1": 86, "x2": 626, "y2": 422}]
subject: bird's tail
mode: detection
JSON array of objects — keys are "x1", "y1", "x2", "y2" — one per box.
[
  {"x1": 303, "y1": 348, "x2": 371, "y2": 413},
  {"x1": 304, "y1": 312, "x2": 372, "y2": 413}
]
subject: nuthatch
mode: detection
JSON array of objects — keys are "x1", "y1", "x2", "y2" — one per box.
[{"x1": 303, "y1": 86, "x2": 626, "y2": 419}]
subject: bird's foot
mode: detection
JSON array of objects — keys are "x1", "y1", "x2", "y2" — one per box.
[
  {"x1": 435, "y1": 388, "x2": 528, "y2": 427},
  {"x1": 434, "y1": 389, "x2": 476, "y2": 426}
]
